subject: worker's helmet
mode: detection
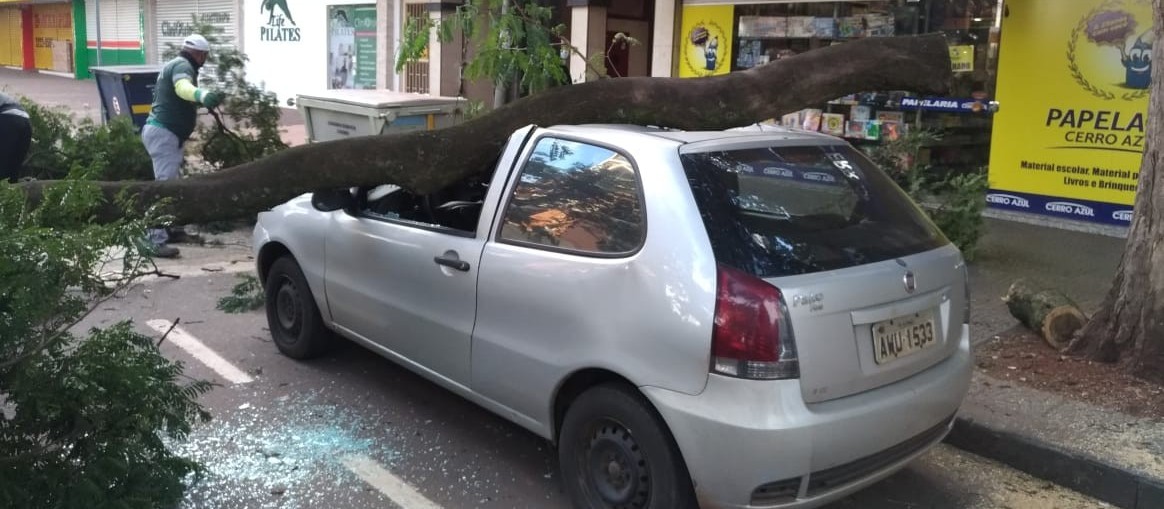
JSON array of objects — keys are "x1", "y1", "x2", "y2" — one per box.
[{"x1": 182, "y1": 34, "x2": 211, "y2": 53}]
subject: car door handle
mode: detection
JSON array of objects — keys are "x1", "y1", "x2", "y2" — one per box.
[{"x1": 433, "y1": 255, "x2": 470, "y2": 272}]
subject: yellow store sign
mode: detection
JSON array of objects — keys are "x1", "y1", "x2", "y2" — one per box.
[
  {"x1": 988, "y1": 0, "x2": 1151, "y2": 226},
  {"x1": 678, "y1": 5, "x2": 734, "y2": 78}
]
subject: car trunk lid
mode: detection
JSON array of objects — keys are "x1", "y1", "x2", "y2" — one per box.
[
  {"x1": 769, "y1": 245, "x2": 966, "y2": 403},
  {"x1": 679, "y1": 137, "x2": 967, "y2": 401}
]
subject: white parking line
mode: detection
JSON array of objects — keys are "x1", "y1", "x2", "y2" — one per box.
[
  {"x1": 340, "y1": 454, "x2": 444, "y2": 509},
  {"x1": 146, "y1": 319, "x2": 255, "y2": 385}
]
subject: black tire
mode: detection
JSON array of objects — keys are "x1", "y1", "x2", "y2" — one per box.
[
  {"x1": 264, "y1": 256, "x2": 333, "y2": 359},
  {"x1": 559, "y1": 384, "x2": 698, "y2": 509}
]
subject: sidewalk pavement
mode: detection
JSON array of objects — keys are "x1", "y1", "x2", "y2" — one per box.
[
  {"x1": 952, "y1": 217, "x2": 1164, "y2": 509},
  {"x1": 0, "y1": 68, "x2": 308, "y2": 146}
]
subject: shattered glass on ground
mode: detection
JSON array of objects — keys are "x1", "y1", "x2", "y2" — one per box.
[{"x1": 169, "y1": 390, "x2": 399, "y2": 509}]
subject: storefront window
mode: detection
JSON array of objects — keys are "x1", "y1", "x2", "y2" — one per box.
[{"x1": 683, "y1": 0, "x2": 1002, "y2": 176}]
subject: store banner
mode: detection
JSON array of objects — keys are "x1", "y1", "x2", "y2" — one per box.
[
  {"x1": 678, "y1": 5, "x2": 733, "y2": 78},
  {"x1": 988, "y1": 0, "x2": 1151, "y2": 226},
  {"x1": 900, "y1": 97, "x2": 989, "y2": 113},
  {"x1": 327, "y1": 4, "x2": 376, "y2": 89}
]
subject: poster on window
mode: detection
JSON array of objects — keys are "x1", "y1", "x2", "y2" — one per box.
[{"x1": 328, "y1": 5, "x2": 376, "y2": 89}]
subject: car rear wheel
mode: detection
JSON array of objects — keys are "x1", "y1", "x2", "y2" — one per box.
[
  {"x1": 265, "y1": 256, "x2": 332, "y2": 359},
  {"x1": 559, "y1": 384, "x2": 697, "y2": 509}
]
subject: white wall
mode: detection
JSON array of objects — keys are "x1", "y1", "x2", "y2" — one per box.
[{"x1": 243, "y1": 0, "x2": 386, "y2": 106}]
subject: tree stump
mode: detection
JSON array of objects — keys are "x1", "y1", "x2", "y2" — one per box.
[{"x1": 1003, "y1": 279, "x2": 1088, "y2": 351}]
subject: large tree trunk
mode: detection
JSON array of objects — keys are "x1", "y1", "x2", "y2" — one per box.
[
  {"x1": 1067, "y1": 1, "x2": 1164, "y2": 383},
  {"x1": 16, "y1": 34, "x2": 951, "y2": 225}
]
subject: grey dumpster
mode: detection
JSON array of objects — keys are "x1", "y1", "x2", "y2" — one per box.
[{"x1": 295, "y1": 90, "x2": 466, "y2": 143}]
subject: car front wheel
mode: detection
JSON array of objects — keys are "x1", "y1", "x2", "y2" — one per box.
[
  {"x1": 264, "y1": 256, "x2": 333, "y2": 359},
  {"x1": 559, "y1": 384, "x2": 698, "y2": 509}
]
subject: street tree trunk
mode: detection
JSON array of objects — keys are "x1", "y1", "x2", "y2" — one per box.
[
  {"x1": 16, "y1": 34, "x2": 951, "y2": 225},
  {"x1": 1067, "y1": 1, "x2": 1164, "y2": 383}
]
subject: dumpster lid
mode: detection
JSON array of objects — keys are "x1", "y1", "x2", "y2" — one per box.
[
  {"x1": 296, "y1": 89, "x2": 464, "y2": 109},
  {"x1": 90, "y1": 65, "x2": 164, "y2": 75}
]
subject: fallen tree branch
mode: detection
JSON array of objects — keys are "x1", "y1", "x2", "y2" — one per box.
[
  {"x1": 156, "y1": 318, "x2": 181, "y2": 347},
  {"x1": 16, "y1": 34, "x2": 951, "y2": 225}
]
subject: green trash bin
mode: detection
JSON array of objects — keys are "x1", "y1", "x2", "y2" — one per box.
[
  {"x1": 91, "y1": 65, "x2": 162, "y2": 132},
  {"x1": 295, "y1": 89, "x2": 466, "y2": 143}
]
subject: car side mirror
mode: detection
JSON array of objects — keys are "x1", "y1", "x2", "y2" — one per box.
[{"x1": 311, "y1": 187, "x2": 357, "y2": 214}]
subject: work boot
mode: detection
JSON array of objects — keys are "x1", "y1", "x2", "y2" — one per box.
[
  {"x1": 152, "y1": 244, "x2": 181, "y2": 259},
  {"x1": 166, "y1": 227, "x2": 203, "y2": 244}
]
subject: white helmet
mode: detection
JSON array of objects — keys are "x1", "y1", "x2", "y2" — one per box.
[{"x1": 182, "y1": 34, "x2": 210, "y2": 52}]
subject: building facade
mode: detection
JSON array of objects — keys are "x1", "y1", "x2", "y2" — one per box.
[
  {"x1": 0, "y1": 0, "x2": 86, "y2": 77},
  {"x1": 240, "y1": 0, "x2": 398, "y2": 105}
]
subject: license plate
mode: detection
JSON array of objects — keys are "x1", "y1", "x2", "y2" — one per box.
[{"x1": 872, "y1": 311, "x2": 936, "y2": 365}]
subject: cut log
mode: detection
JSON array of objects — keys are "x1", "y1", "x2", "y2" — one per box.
[{"x1": 1003, "y1": 279, "x2": 1089, "y2": 351}]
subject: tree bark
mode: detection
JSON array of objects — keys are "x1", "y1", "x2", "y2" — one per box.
[
  {"x1": 16, "y1": 34, "x2": 952, "y2": 225},
  {"x1": 1068, "y1": 0, "x2": 1164, "y2": 383},
  {"x1": 1003, "y1": 280, "x2": 1088, "y2": 351}
]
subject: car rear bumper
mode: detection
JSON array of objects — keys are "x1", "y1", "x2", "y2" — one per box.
[{"x1": 641, "y1": 324, "x2": 972, "y2": 509}]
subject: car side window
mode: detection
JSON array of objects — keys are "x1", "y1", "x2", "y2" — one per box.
[
  {"x1": 359, "y1": 171, "x2": 491, "y2": 235},
  {"x1": 361, "y1": 184, "x2": 430, "y2": 223},
  {"x1": 498, "y1": 137, "x2": 645, "y2": 255}
]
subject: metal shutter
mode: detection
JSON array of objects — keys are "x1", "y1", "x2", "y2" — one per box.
[
  {"x1": 154, "y1": 0, "x2": 238, "y2": 85},
  {"x1": 197, "y1": 0, "x2": 237, "y2": 52},
  {"x1": 0, "y1": 7, "x2": 22, "y2": 68},
  {"x1": 86, "y1": 0, "x2": 144, "y2": 65},
  {"x1": 154, "y1": 0, "x2": 192, "y2": 62}
]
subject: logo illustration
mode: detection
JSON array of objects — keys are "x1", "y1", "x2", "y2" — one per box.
[
  {"x1": 260, "y1": 0, "x2": 300, "y2": 41},
  {"x1": 903, "y1": 271, "x2": 916, "y2": 294},
  {"x1": 683, "y1": 21, "x2": 726, "y2": 76},
  {"x1": 1068, "y1": 0, "x2": 1153, "y2": 101},
  {"x1": 262, "y1": 0, "x2": 295, "y2": 26}
]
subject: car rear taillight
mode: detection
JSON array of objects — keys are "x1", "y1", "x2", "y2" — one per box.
[{"x1": 711, "y1": 265, "x2": 799, "y2": 380}]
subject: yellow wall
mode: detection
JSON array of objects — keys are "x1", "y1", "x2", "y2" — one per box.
[
  {"x1": 32, "y1": 3, "x2": 72, "y2": 71},
  {"x1": 0, "y1": 7, "x2": 20, "y2": 68}
]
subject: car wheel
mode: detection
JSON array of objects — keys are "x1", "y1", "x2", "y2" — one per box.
[
  {"x1": 264, "y1": 256, "x2": 332, "y2": 359},
  {"x1": 559, "y1": 384, "x2": 697, "y2": 509}
]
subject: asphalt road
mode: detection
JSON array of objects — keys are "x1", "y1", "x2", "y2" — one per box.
[{"x1": 73, "y1": 247, "x2": 1108, "y2": 509}]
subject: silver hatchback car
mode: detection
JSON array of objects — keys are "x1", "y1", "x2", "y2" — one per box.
[{"x1": 252, "y1": 123, "x2": 972, "y2": 509}]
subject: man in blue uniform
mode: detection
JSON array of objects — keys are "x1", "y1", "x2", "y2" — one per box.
[
  {"x1": 142, "y1": 34, "x2": 223, "y2": 258},
  {"x1": 0, "y1": 92, "x2": 31, "y2": 184}
]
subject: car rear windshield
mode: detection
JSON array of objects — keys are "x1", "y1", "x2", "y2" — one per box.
[{"x1": 680, "y1": 143, "x2": 948, "y2": 278}]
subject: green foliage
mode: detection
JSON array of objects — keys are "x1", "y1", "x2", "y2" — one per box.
[
  {"x1": 463, "y1": 99, "x2": 488, "y2": 120},
  {"x1": 397, "y1": 1, "x2": 635, "y2": 102},
  {"x1": 865, "y1": 128, "x2": 942, "y2": 194},
  {"x1": 19, "y1": 99, "x2": 153, "y2": 182},
  {"x1": 0, "y1": 172, "x2": 211, "y2": 508},
  {"x1": 216, "y1": 274, "x2": 265, "y2": 314},
  {"x1": 926, "y1": 170, "x2": 989, "y2": 261},
  {"x1": 164, "y1": 17, "x2": 288, "y2": 172},
  {"x1": 865, "y1": 129, "x2": 988, "y2": 260}
]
